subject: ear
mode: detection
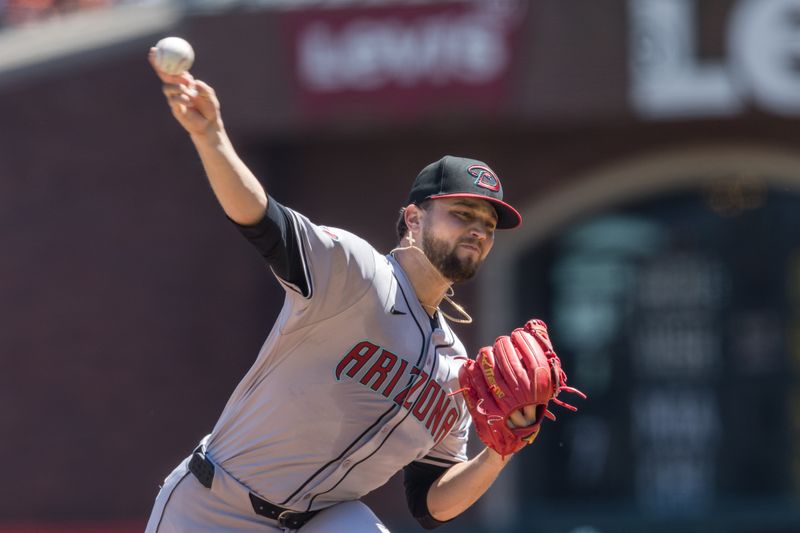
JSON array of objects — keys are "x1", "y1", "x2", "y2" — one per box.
[{"x1": 404, "y1": 204, "x2": 422, "y2": 232}]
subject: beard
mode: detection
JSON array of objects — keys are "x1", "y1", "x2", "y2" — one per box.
[{"x1": 421, "y1": 227, "x2": 483, "y2": 283}]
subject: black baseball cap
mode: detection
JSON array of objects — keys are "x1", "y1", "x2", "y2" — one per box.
[{"x1": 408, "y1": 155, "x2": 522, "y2": 229}]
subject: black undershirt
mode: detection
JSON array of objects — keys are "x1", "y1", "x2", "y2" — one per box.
[
  {"x1": 403, "y1": 461, "x2": 450, "y2": 529},
  {"x1": 232, "y1": 196, "x2": 309, "y2": 296},
  {"x1": 232, "y1": 197, "x2": 451, "y2": 528}
]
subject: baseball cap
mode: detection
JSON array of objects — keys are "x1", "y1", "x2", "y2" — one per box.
[{"x1": 408, "y1": 155, "x2": 522, "y2": 229}]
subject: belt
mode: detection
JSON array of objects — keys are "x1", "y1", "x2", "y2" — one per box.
[{"x1": 188, "y1": 448, "x2": 319, "y2": 530}]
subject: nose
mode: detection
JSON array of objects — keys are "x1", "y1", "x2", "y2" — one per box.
[
  {"x1": 470, "y1": 223, "x2": 490, "y2": 241},
  {"x1": 468, "y1": 229, "x2": 488, "y2": 246}
]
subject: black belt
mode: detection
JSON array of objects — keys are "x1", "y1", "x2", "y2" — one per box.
[{"x1": 188, "y1": 448, "x2": 319, "y2": 530}]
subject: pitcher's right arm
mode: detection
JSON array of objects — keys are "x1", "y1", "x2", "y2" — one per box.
[{"x1": 148, "y1": 48, "x2": 267, "y2": 226}]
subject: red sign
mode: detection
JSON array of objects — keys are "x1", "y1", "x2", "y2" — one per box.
[{"x1": 283, "y1": 1, "x2": 525, "y2": 123}]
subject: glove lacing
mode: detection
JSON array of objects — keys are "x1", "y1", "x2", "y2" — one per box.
[{"x1": 545, "y1": 351, "x2": 587, "y2": 419}]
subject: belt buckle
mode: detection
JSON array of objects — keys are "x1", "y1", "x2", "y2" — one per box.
[{"x1": 276, "y1": 510, "x2": 294, "y2": 528}]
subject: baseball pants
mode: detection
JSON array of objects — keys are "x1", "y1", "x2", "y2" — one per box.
[{"x1": 145, "y1": 451, "x2": 389, "y2": 532}]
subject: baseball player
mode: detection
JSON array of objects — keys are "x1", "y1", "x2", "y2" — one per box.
[{"x1": 145, "y1": 52, "x2": 532, "y2": 532}]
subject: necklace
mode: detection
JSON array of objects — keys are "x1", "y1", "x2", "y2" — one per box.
[
  {"x1": 389, "y1": 242, "x2": 473, "y2": 324},
  {"x1": 420, "y1": 295, "x2": 473, "y2": 324}
]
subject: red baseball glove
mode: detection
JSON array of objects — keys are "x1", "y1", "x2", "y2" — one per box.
[{"x1": 457, "y1": 319, "x2": 586, "y2": 457}]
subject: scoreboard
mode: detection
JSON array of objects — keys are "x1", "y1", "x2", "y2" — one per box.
[{"x1": 510, "y1": 182, "x2": 800, "y2": 533}]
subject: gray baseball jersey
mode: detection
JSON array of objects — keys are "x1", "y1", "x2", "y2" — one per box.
[{"x1": 204, "y1": 207, "x2": 471, "y2": 512}]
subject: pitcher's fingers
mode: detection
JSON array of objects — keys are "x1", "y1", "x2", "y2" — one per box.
[
  {"x1": 192, "y1": 80, "x2": 216, "y2": 100},
  {"x1": 509, "y1": 410, "x2": 527, "y2": 428},
  {"x1": 162, "y1": 84, "x2": 181, "y2": 98},
  {"x1": 523, "y1": 404, "x2": 537, "y2": 423},
  {"x1": 166, "y1": 93, "x2": 193, "y2": 108},
  {"x1": 163, "y1": 83, "x2": 197, "y2": 99},
  {"x1": 149, "y1": 49, "x2": 195, "y2": 86}
]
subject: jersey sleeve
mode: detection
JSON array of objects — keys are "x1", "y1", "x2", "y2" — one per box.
[
  {"x1": 232, "y1": 197, "x2": 378, "y2": 325},
  {"x1": 272, "y1": 206, "x2": 378, "y2": 328},
  {"x1": 233, "y1": 196, "x2": 309, "y2": 295}
]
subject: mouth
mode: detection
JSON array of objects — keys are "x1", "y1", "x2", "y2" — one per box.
[{"x1": 459, "y1": 242, "x2": 482, "y2": 255}]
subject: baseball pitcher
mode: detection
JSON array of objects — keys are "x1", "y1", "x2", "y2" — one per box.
[{"x1": 145, "y1": 45, "x2": 584, "y2": 532}]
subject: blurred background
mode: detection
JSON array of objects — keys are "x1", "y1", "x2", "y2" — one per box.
[{"x1": 2, "y1": 0, "x2": 800, "y2": 532}]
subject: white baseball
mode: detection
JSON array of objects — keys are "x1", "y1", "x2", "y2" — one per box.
[{"x1": 154, "y1": 37, "x2": 195, "y2": 75}]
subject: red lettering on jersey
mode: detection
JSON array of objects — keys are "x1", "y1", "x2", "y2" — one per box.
[
  {"x1": 321, "y1": 226, "x2": 340, "y2": 241},
  {"x1": 335, "y1": 341, "x2": 379, "y2": 380},
  {"x1": 402, "y1": 370, "x2": 429, "y2": 409},
  {"x1": 392, "y1": 367, "x2": 421, "y2": 406},
  {"x1": 412, "y1": 380, "x2": 441, "y2": 422},
  {"x1": 381, "y1": 359, "x2": 407, "y2": 398},
  {"x1": 360, "y1": 349, "x2": 398, "y2": 391},
  {"x1": 425, "y1": 388, "x2": 449, "y2": 433},
  {"x1": 434, "y1": 408, "x2": 459, "y2": 445}
]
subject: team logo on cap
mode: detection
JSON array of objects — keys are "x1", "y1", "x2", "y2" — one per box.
[{"x1": 468, "y1": 165, "x2": 501, "y2": 192}]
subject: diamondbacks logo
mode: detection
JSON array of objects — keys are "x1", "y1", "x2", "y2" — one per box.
[{"x1": 468, "y1": 165, "x2": 501, "y2": 192}]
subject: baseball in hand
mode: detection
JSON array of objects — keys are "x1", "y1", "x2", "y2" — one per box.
[{"x1": 154, "y1": 36, "x2": 195, "y2": 75}]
